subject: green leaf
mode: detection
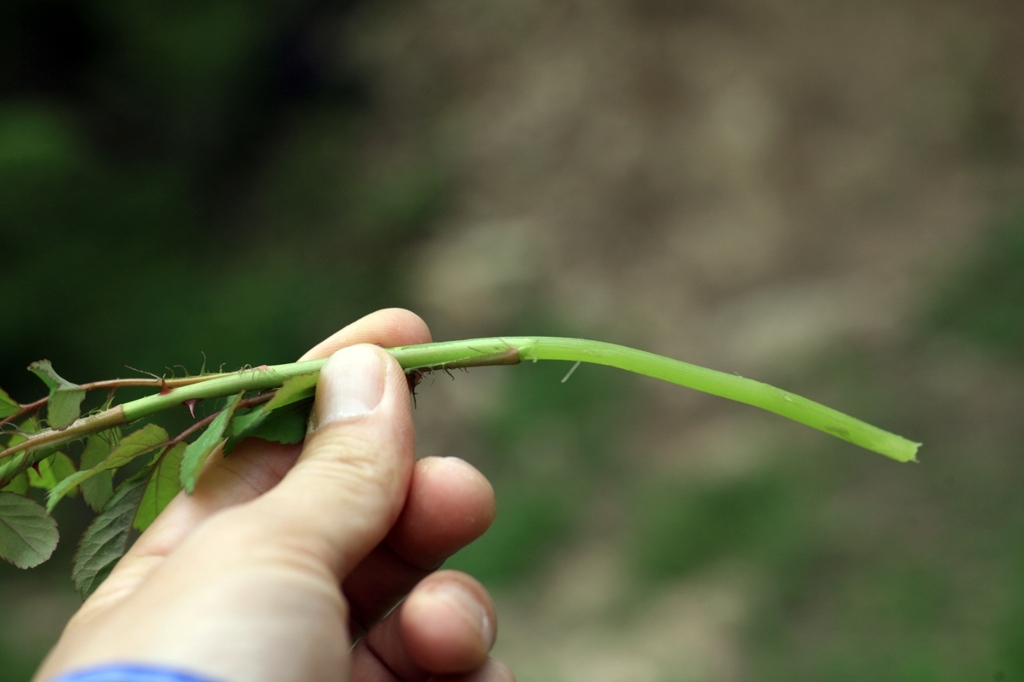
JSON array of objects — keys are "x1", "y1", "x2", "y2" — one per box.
[
  {"x1": 226, "y1": 407, "x2": 265, "y2": 441},
  {"x1": 28, "y1": 452, "x2": 77, "y2": 493},
  {"x1": 79, "y1": 431, "x2": 118, "y2": 512},
  {"x1": 0, "y1": 448, "x2": 58, "y2": 490},
  {"x1": 0, "y1": 387, "x2": 18, "y2": 419},
  {"x1": 27, "y1": 360, "x2": 86, "y2": 430},
  {"x1": 224, "y1": 398, "x2": 311, "y2": 453},
  {"x1": 47, "y1": 424, "x2": 167, "y2": 512},
  {"x1": 180, "y1": 393, "x2": 242, "y2": 494},
  {"x1": 1, "y1": 473, "x2": 29, "y2": 495},
  {"x1": 27, "y1": 360, "x2": 76, "y2": 392},
  {"x1": 246, "y1": 400, "x2": 310, "y2": 445},
  {"x1": 72, "y1": 477, "x2": 146, "y2": 598},
  {"x1": 47, "y1": 388, "x2": 86, "y2": 430},
  {"x1": 0, "y1": 491, "x2": 59, "y2": 569},
  {"x1": 0, "y1": 418, "x2": 39, "y2": 487},
  {"x1": 264, "y1": 372, "x2": 318, "y2": 412},
  {"x1": 134, "y1": 443, "x2": 186, "y2": 532}
]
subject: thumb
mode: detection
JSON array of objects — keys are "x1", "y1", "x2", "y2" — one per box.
[{"x1": 245, "y1": 343, "x2": 416, "y2": 578}]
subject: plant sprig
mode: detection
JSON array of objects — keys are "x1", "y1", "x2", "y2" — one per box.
[{"x1": 0, "y1": 336, "x2": 920, "y2": 597}]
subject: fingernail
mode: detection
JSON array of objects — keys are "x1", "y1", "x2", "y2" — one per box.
[
  {"x1": 315, "y1": 345, "x2": 385, "y2": 427},
  {"x1": 431, "y1": 583, "x2": 495, "y2": 649}
]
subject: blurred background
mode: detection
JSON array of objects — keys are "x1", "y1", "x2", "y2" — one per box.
[{"x1": 2, "y1": 1, "x2": 1023, "y2": 680}]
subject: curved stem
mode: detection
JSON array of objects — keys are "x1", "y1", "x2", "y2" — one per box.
[
  {"x1": 389, "y1": 337, "x2": 918, "y2": 462},
  {"x1": 0, "y1": 337, "x2": 920, "y2": 463},
  {"x1": 524, "y1": 337, "x2": 918, "y2": 461}
]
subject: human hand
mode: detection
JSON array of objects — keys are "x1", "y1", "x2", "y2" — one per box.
[{"x1": 34, "y1": 309, "x2": 513, "y2": 682}]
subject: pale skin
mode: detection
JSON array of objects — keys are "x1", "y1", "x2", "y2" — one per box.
[{"x1": 34, "y1": 309, "x2": 514, "y2": 682}]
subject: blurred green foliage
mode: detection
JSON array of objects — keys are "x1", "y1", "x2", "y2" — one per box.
[
  {"x1": 0, "y1": 0, "x2": 444, "y2": 676},
  {"x1": 930, "y1": 207, "x2": 1024, "y2": 361},
  {"x1": 0, "y1": 0, "x2": 443, "y2": 405},
  {"x1": 627, "y1": 472, "x2": 796, "y2": 581}
]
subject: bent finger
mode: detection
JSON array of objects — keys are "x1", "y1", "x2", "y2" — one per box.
[
  {"x1": 345, "y1": 456, "x2": 496, "y2": 634},
  {"x1": 356, "y1": 570, "x2": 498, "y2": 681}
]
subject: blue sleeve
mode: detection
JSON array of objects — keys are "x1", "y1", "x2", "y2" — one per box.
[{"x1": 47, "y1": 664, "x2": 224, "y2": 682}]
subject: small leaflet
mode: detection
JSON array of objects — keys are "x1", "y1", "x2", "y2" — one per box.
[
  {"x1": 0, "y1": 491, "x2": 59, "y2": 569},
  {"x1": 179, "y1": 392, "x2": 242, "y2": 494},
  {"x1": 219, "y1": 373, "x2": 317, "y2": 454},
  {"x1": 71, "y1": 477, "x2": 147, "y2": 598},
  {"x1": 224, "y1": 398, "x2": 312, "y2": 454},
  {"x1": 47, "y1": 389, "x2": 87, "y2": 430},
  {"x1": 27, "y1": 453, "x2": 77, "y2": 493},
  {"x1": 244, "y1": 401, "x2": 310, "y2": 446},
  {"x1": 222, "y1": 406, "x2": 265, "y2": 454},
  {"x1": 263, "y1": 372, "x2": 318, "y2": 412},
  {"x1": 0, "y1": 387, "x2": 18, "y2": 419},
  {"x1": 79, "y1": 431, "x2": 118, "y2": 512},
  {"x1": 27, "y1": 360, "x2": 86, "y2": 430},
  {"x1": 133, "y1": 442, "x2": 186, "y2": 532},
  {"x1": 47, "y1": 424, "x2": 168, "y2": 512},
  {"x1": 27, "y1": 360, "x2": 72, "y2": 392}
]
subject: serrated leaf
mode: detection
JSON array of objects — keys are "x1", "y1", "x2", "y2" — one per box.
[
  {"x1": 264, "y1": 372, "x2": 318, "y2": 412},
  {"x1": 27, "y1": 361, "x2": 86, "y2": 430},
  {"x1": 27, "y1": 360, "x2": 77, "y2": 392},
  {"x1": 0, "y1": 491, "x2": 59, "y2": 569},
  {"x1": 224, "y1": 397, "x2": 311, "y2": 454},
  {"x1": 133, "y1": 443, "x2": 186, "y2": 532},
  {"x1": 180, "y1": 393, "x2": 242, "y2": 494},
  {"x1": 47, "y1": 388, "x2": 86, "y2": 430},
  {"x1": 47, "y1": 424, "x2": 167, "y2": 512},
  {"x1": 246, "y1": 400, "x2": 310, "y2": 445},
  {"x1": 28, "y1": 452, "x2": 77, "y2": 493},
  {"x1": 227, "y1": 407, "x2": 265, "y2": 439},
  {"x1": 0, "y1": 387, "x2": 18, "y2": 419},
  {"x1": 79, "y1": 431, "x2": 118, "y2": 512},
  {"x1": 72, "y1": 477, "x2": 146, "y2": 598},
  {"x1": 1, "y1": 473, "x2": 29, "y2": 495}
]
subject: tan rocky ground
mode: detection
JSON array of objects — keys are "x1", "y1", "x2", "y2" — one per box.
[{"x1": 345, "y1": 2, "x2": 1024, "y2": 680}]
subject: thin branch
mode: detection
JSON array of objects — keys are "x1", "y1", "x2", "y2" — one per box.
[
  {"x1": 164, "y1": 392, "x2": 275, "y2": 449},
  {"x1": 0, "y1": 398, "x2": 46, "y2": 429},
  {"x1": 1, "y1": 338, "x2": 920, "y2": 463},
  {"x1": 0, "y1": 368, "x2": 264, "y2": 434}
]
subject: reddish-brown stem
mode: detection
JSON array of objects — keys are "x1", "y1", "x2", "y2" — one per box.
[
  {"x1": 0, "y1": 390, "x2": 276, "y2": 463},
  {"x1": 0, "y1": 372, "x2": 241, "y2": 430},
  {"x1": 133, "y1": 390, "x2": 281, "y2": 490},
  {"x1": 0, "y1": 398, "x2": 47, "y2": 429},
  {"x1": 162, "y1": 392, "x2": 275, "y2": 449}
]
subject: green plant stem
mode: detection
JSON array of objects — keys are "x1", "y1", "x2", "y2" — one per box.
[{"x1": 1, "y1": 337, "x2": 920, "y2": 463}]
